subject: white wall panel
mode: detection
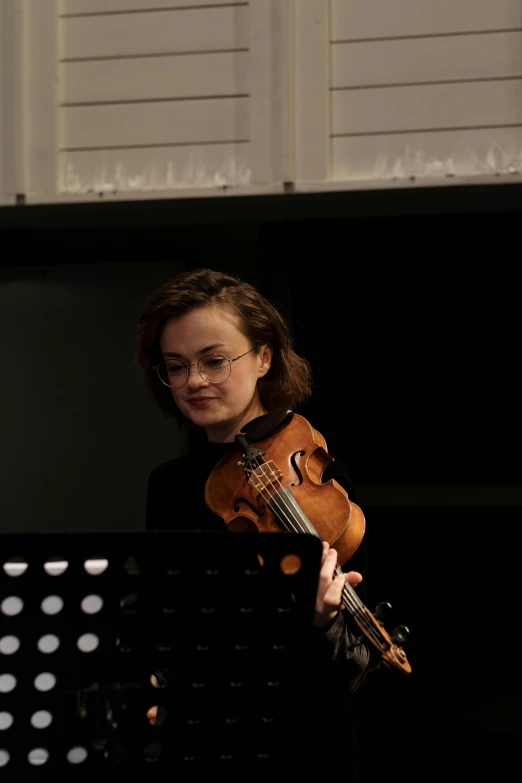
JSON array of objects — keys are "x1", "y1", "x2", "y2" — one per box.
[
  {"x1": 332, "y1": 32, "x2": 522, "y2": 88},
  {"x1": 331, "y1": 0, "x2": 522, "y2": 40},
  {"x1": 62, "y1": 52, "x2": 248, "y2": 104},
  {"x1": 3, "y1": 0, "x2": 522, "y2": 203},
  {"x1": 25, "y1": 0, "x2": 59, "y2": 200},
  {"x1": 247, "y1": 0, "x2": 293, "y2": 184},
  {"x1": 55, "y1": 1, "x2": 254, "y2": 196},
  {"x1": 62, "y1": 0, "x2": 239, "y2": 12},
  {"x1": 62, "y1": 98, "x2": 249, "y2": 148},
  {"x1": 60, "y1": 6, "x2": 248, "y2": 59},
  {"x1": 332, "y1": 128, "x2": 522, "y2": 181},
  {"x1": 328, "y1": 0, "x2": 522, "y2": 184},
  {"x1": 59, "y1": 142, "x2": 250, "y2": 193},
  {"x1": 295, "y1": 0, "x2": 329, "y2": 181},
  {"x1": 0, "y1": 0, "x2": 18, "y2": 203},
  {"x1": 332, "y1": 80, "x2": 522, "y2": 136}
]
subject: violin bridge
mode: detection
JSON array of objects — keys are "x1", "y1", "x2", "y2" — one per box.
[{"x1": 248, "y1": 461, "x2": 283, "y2": 492}]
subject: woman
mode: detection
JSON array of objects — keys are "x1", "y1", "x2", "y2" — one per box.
[{"x1": 135, "y1": 267, "x2": 385, "y2": 775}]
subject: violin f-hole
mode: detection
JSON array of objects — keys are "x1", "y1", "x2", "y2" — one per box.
[
  {"x1": 289, "y1": 450, "x2": 305, "y2": 486},
  {"x1": 234, "y1": 497, "x2": 265, "y2": 517}
]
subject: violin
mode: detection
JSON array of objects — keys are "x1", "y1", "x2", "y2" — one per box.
[{"x1": 204, "y1": 410, "x2": 412, "y2": 675}]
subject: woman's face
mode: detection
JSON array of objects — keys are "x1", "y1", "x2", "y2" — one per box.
[{"x1": 160, "y1": 304, "x2": 272, "y2": 442}]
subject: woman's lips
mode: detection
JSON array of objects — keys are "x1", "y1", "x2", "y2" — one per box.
[{"x1": 187, "y1": 397, "x2": 216, "y2": 406}]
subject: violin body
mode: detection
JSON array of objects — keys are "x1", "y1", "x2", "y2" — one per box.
[
  {"x1": 204, "y1": 412, "x2": 365, "y2": 565},
  {"x1": 204, "y1": 410, "x2": 412, "y2": 675}
]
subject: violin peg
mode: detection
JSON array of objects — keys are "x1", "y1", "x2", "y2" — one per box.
[
  {"x1": 391, "y1": 625, "x2": 410, "y2": 646},
  {"x1": 375, "y1": 601, "x2": 393, "y2": 622}
]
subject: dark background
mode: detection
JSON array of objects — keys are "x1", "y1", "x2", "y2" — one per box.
[{"x1": 1, "y1": 181, "x2": 521, "y2": 779}]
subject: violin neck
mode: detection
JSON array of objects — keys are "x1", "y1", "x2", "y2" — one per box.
[
  {"x1": 335, "y1": 564, "x2": 365, "y2": 614},
  {"x1": 269, "y1": 491, "x2": 370, "y2": 621},
  {"x1": 267, "y1": 488, "x2": 319, "y2": 537}
]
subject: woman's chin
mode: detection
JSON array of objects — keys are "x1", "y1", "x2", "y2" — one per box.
[{"x1": 184, "y1": 408, "x2": 223, "y2": 429}]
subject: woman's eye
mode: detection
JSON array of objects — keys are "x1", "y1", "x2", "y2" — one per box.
[
  {"x1": 167, "y1": 364, "x2": 185, "y2": 375},
  {"x1": 204, "y1": 358, "x2": 226, "y2": 369}
]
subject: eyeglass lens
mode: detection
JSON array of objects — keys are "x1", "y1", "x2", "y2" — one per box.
[{"x1": 158, "y1": 355, "x2": 231, "y2": 388}]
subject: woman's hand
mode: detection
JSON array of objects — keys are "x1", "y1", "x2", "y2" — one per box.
[
  {"x1": 313, "y1": 541, "x2": 362, "y2": 629},
  {"x1": 147, "y1": 675, "x2": 159, "y2": 724}
]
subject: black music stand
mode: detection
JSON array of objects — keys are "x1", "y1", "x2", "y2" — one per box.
[{"x1": 0, "y1": 530, "x2": 322, "y2": 775}]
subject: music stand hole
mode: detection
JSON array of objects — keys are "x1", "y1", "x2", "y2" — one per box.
[
  {"x1": 43, "y1": 559, "x2": 68, "y2": 576},
  {"x1": 280, "y1": 554, "x2": 302, "y2": 575},
  {"x1": 0, "y1": 675, "x2": 16, "y2": 693},
  {"x1": 66, "y1": 746, "x2": 88, "y2": 764},
  {"x1": 147, "y1": 704, "x2": 166, "y2": 726},
  {"x1": 41, "y1": 595, "x2": 63, "y2": 615},
  {"x1": 150, "y1": 674, "x2": 166, "y2": 689},
  {"x1": 77, "y1": 634, "x2": 99, "y2": 653},
  {"x1": 0, "y1": 712, "x2": 13, "y2": 730},
  {"x1": 120, "y1": 593, "x2": 139, "y2": 613},
  {"x1": 30, "y1": 711, "x2": 53, "y2": 729},
  {"x1": 0, "y1": 636, "x2": 20, "y2": 655},
  {"x1": 84, "y1": 558, "x2": 108, "y2": 576},
  {"x1": 2, "y1": 559, "x2": 28, "y2": 577},
  {"x1": 124, "y1": 556, "x2": 140, "y2": 576},
  {"x1": 28, "y1": 747, "x2": 49, "y2": 766},
  {"x1": 34, "y1": 673, "x2": 56, "y2": 692},
  {"x1": 1, "y1": 596, "x2": 23, "y2": 616},
  {"x1": 81, "y1": 594, "x2": 103, "y2": 614},
  {"x1": 37, "y1": 635, "x2": 60, "y2": 654},
  {"x1": 144, "y1": 743, "x2": 161, "y2": 762}
]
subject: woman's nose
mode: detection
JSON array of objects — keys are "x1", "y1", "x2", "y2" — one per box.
[{"x1": 185, "y1": 364, "x2": 209, "y2": 387}]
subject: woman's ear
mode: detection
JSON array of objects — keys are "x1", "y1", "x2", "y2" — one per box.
[{"x1": 258, "y1": 344, "x2": 273, "y2": 377}]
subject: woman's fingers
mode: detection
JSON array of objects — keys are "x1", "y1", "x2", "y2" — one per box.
[
  {"x1": 345, "y1": 570, "x2": 363, "y2": 587},
  {"x1": 314, "y1": 543, "x2": 364, "y2": 629}
]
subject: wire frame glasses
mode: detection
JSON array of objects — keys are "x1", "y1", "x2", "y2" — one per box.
[{"x1": 156, "y1": 348, "x2": 255, "y2": 389}]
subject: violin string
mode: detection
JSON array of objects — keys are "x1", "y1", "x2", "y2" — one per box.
[
  {"x1": 252, "y1": 459, "x2": 387, "y2": 649},
  {"x1": 247, "y1": 456, "x2": 388, "y2": 650},
  {"x1": 248, "y1": 458, "x2": 302, "y2": 535},
  {"x1": 338, "y1": 572, "x2": 389, "y2": 650}
]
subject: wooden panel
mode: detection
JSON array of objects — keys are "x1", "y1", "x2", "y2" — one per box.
[
  {"x1": 61, "y1": 52, "x2": 248, "y2": 104},
  {"x1": 295, "y1": 0, "x2": 329, "y2": 181},
  {"x1": 60, "y1": 6, "x2": 248, "y2": 59},
  {"x1": 62, "y1": 0, "x2": 239, "y2": 12},
  {"x1": 332, "y1": 127, "x2": 522, "y2": 179},
  {"x1": 247, "y1": 0, "x2": 293, "y2": 185},
  {"x1": 331, "y1": 0, "x2": 522, "y2": 39},
  {"x1": 61, "y1": 98, "x2": 249, "y2": 148},
  {"x1": 0, "y1": 0, "x2": 18, "y2": 202},
  {"x1": 58, "y1": 142, "x2": 251, "y2": 192},
  {"x1": 332, "y1": 32, "x2": 522, "y2": 88},
  {"x1": 26, "y1": 0, "x2": 59, "y2": 199},
  {"x1": 332, "y1": 80, "x2": 522, "y2": 135}
]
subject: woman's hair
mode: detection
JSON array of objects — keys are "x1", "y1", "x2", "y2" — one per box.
[{"x1": 135, "y1": 267, "x2": 312, "y2": 423}]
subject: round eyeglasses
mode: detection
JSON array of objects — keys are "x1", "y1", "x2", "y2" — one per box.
[{"x1": 156, "y1": 348, "x2": 255, "y2": 389}]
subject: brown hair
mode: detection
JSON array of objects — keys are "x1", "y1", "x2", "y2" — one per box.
[{"x1": 135, "y1": 267, "x2": 312, "y2": 424}]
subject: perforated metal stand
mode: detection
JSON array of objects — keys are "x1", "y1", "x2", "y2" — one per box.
[{"x1": 0, "y1": 530, "x2": 322, "y2": 774}]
